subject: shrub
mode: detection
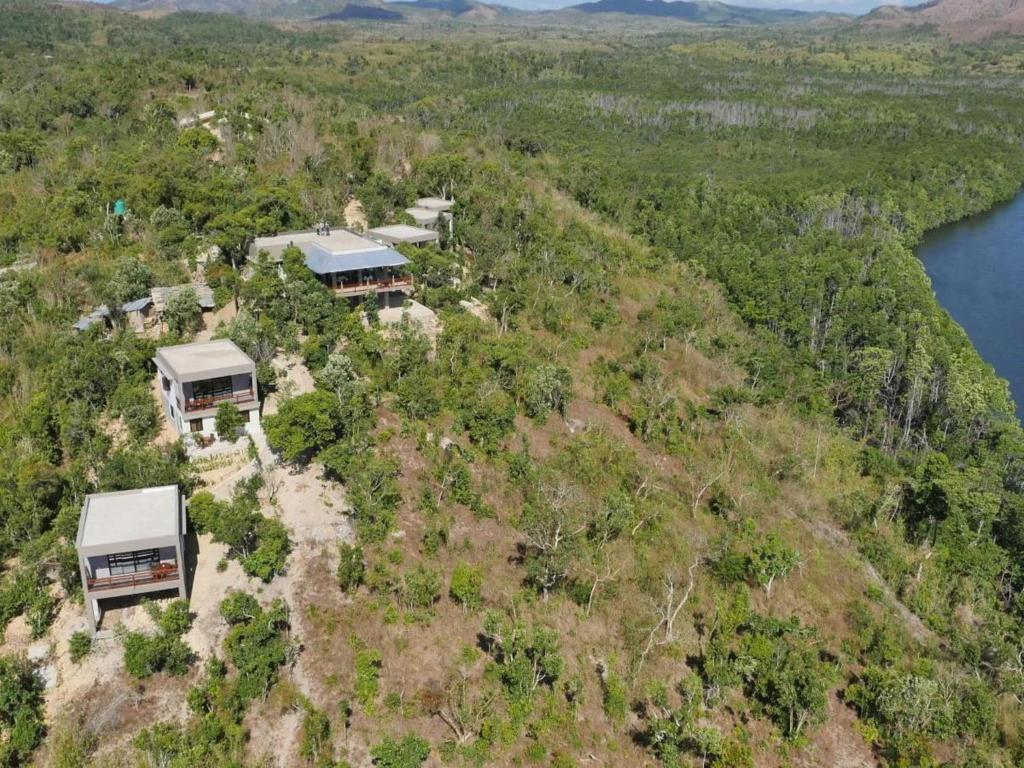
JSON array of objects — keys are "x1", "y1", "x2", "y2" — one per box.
[
  {"x1": 337, "y1": 543, "x2": 365, "y2": 593},
  {"x1": 402, "y1": 566, "x2": 441, "y2": 610},
  {"x1": 109, "y1": 381, "x2": 160, "y2": 440},
  {"x1": 0, "y1": 655, "x2": 45, "y2": 766},
  {"x1": 122, "y1": 632, "x2": 192, "y2": 679},
  {"x1": 240, "y1": 517, "x2": 291, "y2": 582},
  {"x1": 355, "y1": 649, "x2": 382, "y2": 708},
  {"x1": 219, "y1": 591, "x2": 261, "y2": 625},
  {"x1": 601, "y1": 669, "x2": 629, "y2": 722},
  {"x1": 215, "y1": 402, "x2": 245, "y2": 441},
  {"x1": 222, "y1": 597, "x2": 291, "y2": 705},
  {"x1": 524, "y1": 363, "x2": 572, "y2": 420},
  {"x1": 121, "y1": 600, "x2": 193, "y2": 679},
  {"x1": 68, "y1": 631, "x2": 93, "y2": 663},
  {"x1": 449, "y1": 562, "x2": 483, "y2": 610},
  {"x1": 26, "y1": 589, "x2": 57, "y2": 639},
  {"x1": 299, "y1": 703, "x2": 332, "y2": 766},
  {"x1": 370, "y1": 734, "x2": 430, "y2": 768},
  {"x1": 186, "y1": 491, "x2": 228, "y2": 535}
]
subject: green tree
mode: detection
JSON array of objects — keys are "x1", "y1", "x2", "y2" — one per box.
[
  {"x1": 106, "y1": 256, "x2": 153, "y2": 308},
  {"x1": 215, "y1": 402, "x2": 245, "y2": 441},
  {"x1": 370, "y1": 734, "x2": 430, "y2": 768},
  {"x1": 0, "y1": 655, "x2": 44, "y2": 767},
  {"x1": 337, "y1": 543, "x2": 365, "y2": 593},
  {"x1": 264, "y1": 391, "x2": 345, "y2": 464},
  {"x1": 163, "y1": 288, "x2": 204, "y2": 336},
  {"x1": 746, "y1": 534, "x2": 800, "y2": 598},
  {"x1": 449, "y1": 562, "x2": 483, "y2": 611}
]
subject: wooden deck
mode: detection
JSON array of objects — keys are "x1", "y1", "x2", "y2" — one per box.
[
  {"x1": 183, "y1": 387, "x2": 255, "y2": 413},
  {"x1": 87, "y1": 564, "x2": 179, "y2": 592},
  {"x1": 333, "y1": 275, "x2": 413, "y2": 296}
]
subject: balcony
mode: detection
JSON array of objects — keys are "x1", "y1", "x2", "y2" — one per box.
[
  {"x1": 87, "y1": 563, "x2": 180, "y2": 592},
  {"x1": 182, "y1": 387, "x2": 255, "y2": 413},
  {"x1": 334, "y1": 275, "x2": 414, "y2": 297}
]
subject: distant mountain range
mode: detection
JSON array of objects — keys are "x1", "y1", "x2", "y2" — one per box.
[
  {"x1": 108, "y1": 0, "x2": 1024, "y2": 36},
  {"x1": 563, "y1": 0, "x2": 823, "y2": 22},
  {"x1": 865, "y1": 0, "x2": 1024, "y2": 38},
  {"x1": 112, "y1": 0, "x2": 511, "y2": 18}
]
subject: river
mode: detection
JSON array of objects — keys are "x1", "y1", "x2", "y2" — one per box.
[{"x1": 917, "y1": 193, "x2": 1024, "y2": 412}]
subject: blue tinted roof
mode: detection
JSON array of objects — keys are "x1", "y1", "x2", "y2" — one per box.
[{"x1": 304, "y1": 245, "x2": 410, "y2": 276}]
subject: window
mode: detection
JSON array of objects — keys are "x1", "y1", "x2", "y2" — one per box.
[
  {"x1": 190, "y1": 419, "x2": 204, "y2": 433},
  {"x1": 107, "y1": 549, "x2": 160, "y2": 576},
  {"x1": 192, "y1": 376, "x2": 234, "y2": 401}
]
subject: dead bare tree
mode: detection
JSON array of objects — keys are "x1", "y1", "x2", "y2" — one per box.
[
  {"x1": 637, "y1": 547, "x2": 704, "y2": 674},
  {"x1": 690, "y1": 450, "x2": 734, "y2": 516}
]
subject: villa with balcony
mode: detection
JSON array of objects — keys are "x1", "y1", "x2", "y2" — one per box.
[
  {"x1": 76, "y1": 485, "x2": 187, "y2": 631},
  {"x1": 154, "y1": 339, "x2": 260, "y2": 436},
  {"x1": 250, "y1": 225, "x2": 412, "y2": 307}
]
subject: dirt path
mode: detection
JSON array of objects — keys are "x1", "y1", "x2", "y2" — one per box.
[{"x1": 344, "y1": 198, "x2": 368, "y2": 231}]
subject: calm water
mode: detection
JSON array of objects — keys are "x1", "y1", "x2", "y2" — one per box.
[{"x1": 917, "y1": 192, "x2": 1024, "y2": 411}]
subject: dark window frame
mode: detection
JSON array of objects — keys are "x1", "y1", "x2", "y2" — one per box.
[
  {"x1": 106, "y1": 548, "x2": 160, "y2": 575},
  {"x1": 192, "y1": 375, "x2": 234, "y2": 400}
]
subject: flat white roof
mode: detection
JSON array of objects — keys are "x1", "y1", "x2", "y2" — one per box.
[
  {"x1": 78, "y1": 485, "x2": 181, "y2": 550},
  {"x1": 367, "y1": 225, "x2": 439, "y2": 243},
  {"x1": 406, "y1": 207, "x2": 440, "y2": 224},
  {"x1": 253, "y1": 228, "x2": 387, "y2": 257},
  {"x1": 155, "y1": 339, "x2": 254, "y2": 382},
  {"x1": 416, "y1": 197, "x2": 454, "y2": 211}
]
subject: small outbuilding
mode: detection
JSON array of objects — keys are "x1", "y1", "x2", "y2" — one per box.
[{"x1": 76, "y1": 485, "x2": 187, "y2": 631}]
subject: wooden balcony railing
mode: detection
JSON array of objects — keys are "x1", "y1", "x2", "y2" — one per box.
[
  {"x1": 334, "y1": 275, "x2": 414, "y2": 296},
  {"x1": 87, "y1": 564, "x2": 179, "y2": 592},
  {"x1": 183, "y1": 387, "x2": 255, "y2": 413}
]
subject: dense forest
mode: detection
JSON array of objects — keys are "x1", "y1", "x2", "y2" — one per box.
[{"x1": 2, "y1": 2, "x2": 1024, "y2": 766}]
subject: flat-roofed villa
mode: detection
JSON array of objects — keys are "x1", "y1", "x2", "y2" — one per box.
[
  {"x1": 76, "y1": 485, "x2": 187, "y2": 631},
  {"x1": 250, "y1": 224, "x2": 412, "y2": 305},
  {"x1": 366, "y1": 224, "x2": 439, "y2": 247},
  {"x1": 154, "y1": 339, "x2": 260, "y2": 436},
  {"x1": 405, "y1": 197, "x2": 454, "y2": 233}
]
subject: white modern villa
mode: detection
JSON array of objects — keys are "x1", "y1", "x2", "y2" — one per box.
[
  {"x1": 76, "y1": 485, "x2": 187, "y2": 631},
  {"x1": 154, "y1": 339, "x2": 260, "y2": 436}
]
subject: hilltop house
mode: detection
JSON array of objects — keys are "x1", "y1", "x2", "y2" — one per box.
[
  {"x1": 154, "y1": 339, "x2": 260, "y2": 436},
  {"x1": 250, "y1": 224, "x2": 412, "y2": 306},
  {"x1": 76, "y1": 485, "x2": 187, "y2": 631}
]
